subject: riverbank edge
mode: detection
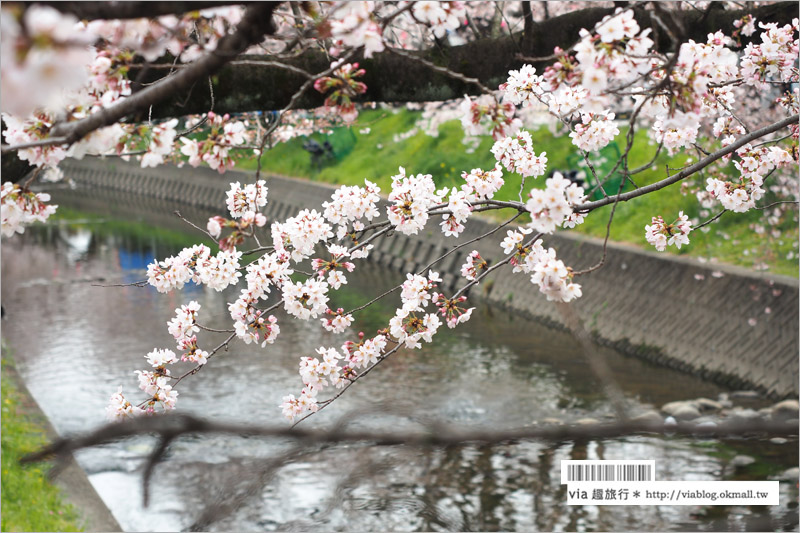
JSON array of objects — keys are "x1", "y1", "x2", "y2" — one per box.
[
  {"x1": 1, "y1": 345, "x2": 122, "y2": 532},
  {"x1": 50, "y1": 158, "x2": 800, "y2": 398}
]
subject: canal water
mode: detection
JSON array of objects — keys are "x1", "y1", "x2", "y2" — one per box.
[{"x1": 1, "y1": 188, "x2": 797, "y2": 532}]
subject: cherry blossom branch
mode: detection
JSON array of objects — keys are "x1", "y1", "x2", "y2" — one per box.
[
  {"x1": 91, "y1": 280, "x2": 149, "y2": 288},
  {"x1": 627, "y1": 141, "x2": 664, "y2": 177},
  {"x1": 1, "y1": 137, "x2": 68, "y2": 154},
  {"x1": 291, "y1": 343, "x2": 404, "y2": 427},
  {"x1": 574, "y1": 113, "x2": 800, "y2": 212},
  {"x1": 753, "y1": 200, "x2": 800, "y2": 210},
  {"x1": 694, "y1": 209, "x2": 728, "y2": 231},
  {"x1": 170, "y1": 332, "x2": 236, "y2": 389},
  {"x1": 195, "y1": 324, "x2": 235, "y2": 334},
  {"x1": 344, "y1": 212, "x2": 524, "y2": 316},
  {"x1": 452, "y1": 233, "x2": 543, "y2": 301},
  {"x1": 417, "y1": 211, "x2": 524, "y2": 276},
  {"x1": 174, "y1": 210, "x2": 217, "y2": 241},
  {"x1": 572, "y1": 180, "x2": 625, "y2": 276}
]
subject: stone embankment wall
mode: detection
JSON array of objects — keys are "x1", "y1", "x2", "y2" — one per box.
[{"x1": 57, "y1": 158, "x2": 799, "y2": 398}]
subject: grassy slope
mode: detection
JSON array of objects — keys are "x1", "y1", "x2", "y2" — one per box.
[
  {"x1": 239, "y1": 108, "x2": 798, "y2": 277},
  {"x1": 1, "y1": 353, "x2": 81, "y2": 532}
]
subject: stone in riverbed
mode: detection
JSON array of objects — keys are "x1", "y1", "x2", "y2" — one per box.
[
  {"x1": 728, "y1": 407, "x2": 760, "y2": 421},
  {"x1": 694, "y1": 397, "x2": 723, "y2": 413},
  {"x1": 770, "y1": 467, "x2": 799, "y2": 482},
  {"x1": 661, "y1": 401, "x2": 701, "y2": 420},
  {"x1": 631, "y1": 410, "x2": 662, "y2": 424},
  {"x1": 661, "y1": 400, "x2": 692, "y2": 416},
  {"x1": 730, "y1": 455, "x2": 756, "y2": 469},
  {"x1": 730, "y1": 390, "x2": 761, "y2": 399},
  {"x1": 770, "y1": 399, "x2": 799, "y2": 421}
]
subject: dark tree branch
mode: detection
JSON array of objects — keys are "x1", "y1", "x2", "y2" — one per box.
[
  {"x1": 32, "y1": 1, "x2": 253, "y2": 21},
  {"x1": 125, "y1": 1, "x2": 796, "y2": 119},
  {"x1": 48, "y1": 2, "x2": 280, "y2": 145},
  {"x1": 23, "y1": 413, "x2": 799, "y2": 467}
]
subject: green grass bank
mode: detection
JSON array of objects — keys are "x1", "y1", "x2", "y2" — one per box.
[
  {"x1": 1, "y1": 350, "x2": 82, "y2": 532},
  {"x1": 239, "y1": 108, "x2": 798, "y2": 277}
]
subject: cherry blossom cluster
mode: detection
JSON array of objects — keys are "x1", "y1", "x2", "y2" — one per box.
[
  {"x1": 525, "y1": 172, "x2": 587, "y2": 234},
  {"x1": 460, "y1": 94, "x2": 522, "y2": 140},
  {"x1": 321, "y1": 180, "x2": 381, "y2": 239},
  {"x1": 166, "y1": 302, "x2": 210, "y2": 365},
  {"x1": 539, "y1": 8, "x2": 653, "y2": 103},
  {"x1": 705, "y1": 144, "x2": 795, "y2": 213},
  {"x1": 311, "y1": 244, "x2": 356, "y2": 289},
  {"x1": 0, "y1": 5, "x2": 94, "y2": 117},
  {"x1": 86, "y1": 6, "x2": 243, "y2": 64},
  {"x1": 462, "y1": 167, "x2": 505, "y2": 200},
  {"x1": 283, "y1": 278, "x2": 331, "y2": 320},
  {"x1": 2, "y1": 113, "x2": 69, "y2": 168},
  {"x1": 385, "y1": 271, "x2": 445, "y2": 348},
  {"x1": 501, "y1": 228, "x2": 535, "y2": 272},
  {"x1": 208, "y1": 212, "x2": 267, "y2": 252},
  {"x1": 146, "y1": 244, "x2": 242, "y2": 293},
  {"x1": 527, "y1": 242, "x2": 583, "y2": 303},
  {"x1": 180, "y1": 112, "x2": 250, "y2": 173},
  {"x1": 107, "y1": 346, "x2": 182, "y2": 420},
  {"x1": 740, "y1": 18, "x2": 800, "y2": 89},
  {"x1": 651, "y1": 111, "x2": 701, "y2": 155},
  {"x1": 731, "y1": 14, "x2": 757, "y2": 45},
  {"x1": 328, "y1": 1, "x2": 385, "y2": 58},
  {"x1": 1, "y1": 182, "x2": 58, "y2": 238},
  {"x1": 282, "y1": 328, "x2": 398, "y2": 421},
  {"x1": 645, "y1": 212, "x2": 692, "y2": 252},
  {"x1": 432, "y1": 293, "x2": 474, "y2": 329},
  {"x1": 440, "y1": 187, "x2": 472, "y2": 237},
  {"x1": 712, "y1": 116, "x2": 746, "y2": 148},
  {"x1": 225, "y1": 180, "x2": 269, "y2": 219},
  {"x1": 500, "y1": 64, "x2": 546, "y2": 107},
  {"x1": 243, "y1": 252, "x2": 294, "y2": 299},
  {"x1": 87, "y1": 48, "x2": 134, "y2": 105},
  {"x1": 386, "y1": 167, "x2": 446, "y2": 235},
  {"x1": 281, "y1": 343, "x2": 348, "y2": 420},
  {"x1": 235, "y1": 312, "x2": 280, "y2": 348},
  {"x1": 499, "y1": 229, "x2": 583, "y2": 302},
  {"x1": 272, "y1": 209, "x2": 334, "y2": 262},
  {"x1": 167, "y1": 301, "x2": 201, "y2": 342},
  {"x1": 407, "y1": 1, "x2": 466, "y2": 38},
  {"x1": 669, "y1": 31, "x2": 739, "y2": 113},
  {"x1": 460, "y1": 250, "x2": 489, "y2": 281},
  {"x1": 314, "y1": 61, "x2": 368, "y2": 124},
  {"x1": 140, "y1": 119, "x2": 180, "y2": 168},
  {"x1": 321, "y1": 307, "x2": 354, "y2": 334},
  {"x1": 569, "y1": 111, "x2": 620, "y2": 153},
  {"x1": 491, "y1": 131, "x2": 548, "y2": 178}
]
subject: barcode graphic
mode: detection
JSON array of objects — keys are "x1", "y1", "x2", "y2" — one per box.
[{"x1": 561, "y1": 461, "x2": 655, "y2": 484}]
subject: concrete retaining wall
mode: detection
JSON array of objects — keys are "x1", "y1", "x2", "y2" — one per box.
[{"x1": 57, "y1": 158, "x2": 799, "y2": 398}]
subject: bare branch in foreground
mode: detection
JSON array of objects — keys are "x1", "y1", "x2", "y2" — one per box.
[{"x1": 24, "y1": 413, "x2": 798, "y2": 468}]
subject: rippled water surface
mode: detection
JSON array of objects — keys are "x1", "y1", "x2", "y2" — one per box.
[{"x1": 2, "y1": 190, "x2": 797, "y2": 532}]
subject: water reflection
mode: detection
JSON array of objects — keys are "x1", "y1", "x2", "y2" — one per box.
[{"x1": 1, "y1": 197, "x2": 797, "y2": 532}]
